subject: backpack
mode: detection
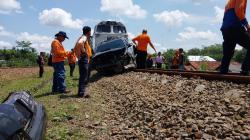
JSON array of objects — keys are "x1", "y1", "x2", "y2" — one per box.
[
  {"x1": 48, "y1": 54, "x2": 53, "y2": 66},
  {"x1": 36, "y1": 57, "x2": 40, "y2": 65}
]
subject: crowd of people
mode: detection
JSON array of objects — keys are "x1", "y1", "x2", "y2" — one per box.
[
  {"x1": 132, "y1": 30, "x2": 185, "y2": 70},
  {"x1": 37, "y1": 27, "x2": 92, "y2": 98},
  {"x1": 36, "y1": 0, "x2": 250, "y2": 97},
  {"x1": 145, "y1": 49, "x2": 185, "y2": 70}
]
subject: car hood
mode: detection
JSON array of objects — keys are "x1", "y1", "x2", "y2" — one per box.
[{"x1": 93, "y1": 47, "x2": 126, "y2": 58}]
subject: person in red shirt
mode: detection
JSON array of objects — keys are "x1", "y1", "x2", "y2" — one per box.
[
  {"x1": 171, "y1": 50, "x2": 179, "y2": 69},
  {"x1": 132, "y1": 29, "x2": 156, "y2": 69},
  {"x1": 68, "y1": 49, "x2": 77, "y2": 77},
  {"x1": 51, "y1": 31, "x2": 70, "y2": 94}
]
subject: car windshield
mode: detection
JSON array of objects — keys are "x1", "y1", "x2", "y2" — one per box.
[
  {"x1": 96, "y1": 25, "x2": 111, "y2": 33},
  {"x1": 113, "y1": 26, "x2": 126, "y2": 33},
  {"x1": 96, "y1": 39, "x2": 125, "y2": 53}
]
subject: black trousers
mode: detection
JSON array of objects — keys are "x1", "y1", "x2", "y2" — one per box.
[
  {"x1": 39, "y1": 65, "x2": 44, "y2": 77},
  {"x1": 69, "y1": 63, "x2": 75, "y2": 77},
  {"x1": 136, "y1": 50, "x2": 147, "y2": 69},
  {"x1": 78, "y1": 56, "x2": 89, "y2": 96},
  {"x1": 221, "y1": 27, "x2": 250, "y2": 73},
  {"x1": 156, "y1": 63, "x2": 162, "y2": 69}
]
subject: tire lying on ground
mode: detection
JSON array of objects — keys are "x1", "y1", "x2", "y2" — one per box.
[{"x1": 0, "y1": 91, "x2": 47, "y2": 140}]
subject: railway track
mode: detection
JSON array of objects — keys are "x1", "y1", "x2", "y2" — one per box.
[{"x1": 133, "y1": 69, "x2": 250, "y2": 84}]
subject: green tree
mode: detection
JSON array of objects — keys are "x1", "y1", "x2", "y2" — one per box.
[
  {"x1": 233, "y1": 49, "x2": 247, "y2": 62},
  {"x1": 0, "y1": 40, "x2": 38, "y2": 67},
  {"x1": 187, "y1": 48, "x2": 201, "y2": 55}
]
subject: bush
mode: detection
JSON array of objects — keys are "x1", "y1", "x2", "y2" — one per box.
[{"x1": 6, "y1": 59, "x2": 37, "y2": 67}]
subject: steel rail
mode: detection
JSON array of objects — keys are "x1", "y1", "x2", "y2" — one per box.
[{"x1": 133, "y1": 69, "x2": 250, "y2": 84}]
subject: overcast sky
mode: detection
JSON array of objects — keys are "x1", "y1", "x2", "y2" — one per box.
[{"x1": 0, "y1": 0, "x2": 246, "y2": 53}]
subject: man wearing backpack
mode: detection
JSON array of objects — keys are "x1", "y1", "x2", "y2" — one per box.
[
  {"x1": 74, "y1": 26, "x2": 92, "y2": 98},
  {"x1": 220, "y1": 0, "x2": 250, "y2": 75}
]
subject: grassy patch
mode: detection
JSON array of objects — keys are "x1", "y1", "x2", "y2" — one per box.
[{"x1": 0, "y1": 66, "x2": 107, "y2": 140}]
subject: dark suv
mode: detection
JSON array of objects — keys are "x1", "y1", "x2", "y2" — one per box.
[
  {"x1": 92, "y1": 38, "x2": 136, "y2": 73},
  {"x1": 0, "y1": 92, "x2": 46, "y2": 140}
]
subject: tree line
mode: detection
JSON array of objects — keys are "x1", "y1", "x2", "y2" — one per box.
[
  {"x1": 0, "y1": 41, "x2": 247, "y2": 67},
  {"x1": 0, "y1": 41, "x2": 49, "y2": 67}
]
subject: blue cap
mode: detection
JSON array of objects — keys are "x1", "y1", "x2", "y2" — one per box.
[{"x1": 55, "y1": 31, "x2": 69, "y2": 39}]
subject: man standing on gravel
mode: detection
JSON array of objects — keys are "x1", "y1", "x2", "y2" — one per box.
[
  {"x1": 132, "y1": 29, "x2": 156, "y2": 69},
  {"x1": 220, "y1": 0, "x2": 250, "y2": 75},
  {"x1": 74, "y1": 26, "x2": 92, "y2": 98},
  {"x1": 51, "y1": 31, "x2": 71, "y2": 94}
]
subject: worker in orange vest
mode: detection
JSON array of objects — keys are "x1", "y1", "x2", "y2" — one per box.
[
  {"x1": 132, "y1": 29, "x2": 156, "y2": 69},
  {"x1": 74, "y1": 26, "x2": 92, "y2": 98},
  {"x1": 68, "y1": 49, "x2": 77, "y2": 77},
  {"x1": 220, "y1": 0, "x2": 250, "y2": 75},
  {"x1": 51, "y1": 31, "x2": 70, "y2": 94}
]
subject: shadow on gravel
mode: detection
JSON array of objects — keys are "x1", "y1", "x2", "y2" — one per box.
[{"x1": 89, "y1": 72, "x2": 104, "y2": 83}]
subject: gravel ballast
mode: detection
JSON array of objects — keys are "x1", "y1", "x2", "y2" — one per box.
[{"x1": 89, "y1": 72, "x2": 250, "y2": 140}]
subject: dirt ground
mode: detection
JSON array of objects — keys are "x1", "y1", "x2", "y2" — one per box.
[{"x1": 0, "y1": 67, "x2": 52, "y2": 82}]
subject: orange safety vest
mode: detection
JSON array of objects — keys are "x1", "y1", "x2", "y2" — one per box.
[
  {"x1": 132, "y1": 33, "x2": 151, "y2": 52},
  {"x1": 68, "y1": 52, "x2": 77, "y2": 64},
  {"x1": 74, "y1": 36, "x2": 92, "y2": 62},
  {"x1": 51, "y1": 39, "x2": 68, "y2": 63}
]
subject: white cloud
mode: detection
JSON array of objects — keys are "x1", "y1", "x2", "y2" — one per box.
[
  {"x1": 100, "y1": 0, "x2": 147, "y2": 19},
  {"x1": 189, "y1": 0, "x2": 213, "y2": 5},
  {"x1": 154, "y1": 10, "x2": 189, "y2": 28},
  {"x1": 0, "y1": 0, "x2": 21, "y2": 14},
  {"x1": 0, "y1": 25, "x2": 15, "y2": 37},
  {"x1": 39, "y1": 8, "x2": 83, "y2": 29},
  {"x1": 177, "y1": 27, "x2": 219, "y2": 42},
  {"x1": 0, "y1": 41, "x2": 12, "y2": 49},
  {"x1": 212, "y1": 6, "x2": 224, "y2": 24},
  {"x1": 17, "y1": 32, "x2": 53, "y2": 52}
]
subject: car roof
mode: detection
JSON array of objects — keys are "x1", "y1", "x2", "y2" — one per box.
[{"x1": 96, "y1": 21, "x2": 125, "y2": 27}]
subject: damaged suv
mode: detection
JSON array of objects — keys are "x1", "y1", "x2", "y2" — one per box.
[
  {"x1": 91, "y1": 38, "x2": 136, "y2": 73},
  {"x1": 0, "y1": 92, "x2": 46, "y2": 140}
]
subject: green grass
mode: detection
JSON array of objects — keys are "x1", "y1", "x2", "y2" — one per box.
[{"x1": 0, "y1": 66, "x2": 107, "y2": 140}]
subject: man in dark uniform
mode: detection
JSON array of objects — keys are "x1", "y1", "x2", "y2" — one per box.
[
  {"x1": 220, "y1": 0, "x2": 250, "y2": 75},
  {"x1": 178, "y1": 48, "x2": 185, "y2": 70},
  {"x1": 37, "y1": 52, "x2": 45, "y2": 78}
]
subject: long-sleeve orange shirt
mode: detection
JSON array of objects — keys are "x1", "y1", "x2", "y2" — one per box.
[
  {"x1": 51, "y1": 39, "x2": 68, "y2": 63},
  {"x1": 68, "y1": 52, "x2": 77, "y2": 64},
  {"x1": 221, "y1": 0, "x2": 248, "y2": 30}
]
